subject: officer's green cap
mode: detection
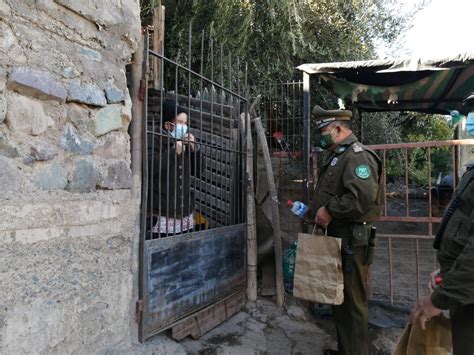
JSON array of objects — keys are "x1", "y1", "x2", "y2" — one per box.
[{"x1": 312, "y1": 105, "x2": 352, "y2": 130}]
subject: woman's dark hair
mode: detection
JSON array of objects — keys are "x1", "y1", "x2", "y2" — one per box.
[{"x1": 162, "y1": 99, "x2": 187, "y2": 128}]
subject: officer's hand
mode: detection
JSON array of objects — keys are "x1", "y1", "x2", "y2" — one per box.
[
  {"x1": 428, "y1": 269, "x2": 440, "y2": 293},
  {"x1": 410, "y1": 295, "x2": 442, "y2": 330},
  {"x1": 315, "y1": 207, "x2": 332, "y2": 228}
]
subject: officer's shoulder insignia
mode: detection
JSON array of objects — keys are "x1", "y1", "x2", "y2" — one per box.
[
  {"x1": 355, "y1": 164, "x2": 370, "y2": 179},
  {"x1": 353, "y1": 143, "x2": 364, "y2": 153}
]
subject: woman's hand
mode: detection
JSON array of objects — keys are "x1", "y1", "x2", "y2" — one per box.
[
  {"x1": 182, "y1": 133, "x2": 196, "y2": 151},
  {"x1": 175, "y1": 141, "x2": 184, "y2": 155}
]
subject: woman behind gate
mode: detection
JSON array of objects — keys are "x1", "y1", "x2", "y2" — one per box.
[{"x1": 147, "y1": 99, "x2": 203, "y2": 237}]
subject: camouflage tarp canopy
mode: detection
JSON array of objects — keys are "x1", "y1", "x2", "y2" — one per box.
[{"x1": 297, "y1": 54, "x2": 474, "y2": 114}]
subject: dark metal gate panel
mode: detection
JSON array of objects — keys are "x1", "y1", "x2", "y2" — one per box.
[
  {"x1": 142, "y1": 225, "x2": 246, "y2": 338},
  {"x1": 139, "y1": 29, "x2": 248, "y2": 341}
]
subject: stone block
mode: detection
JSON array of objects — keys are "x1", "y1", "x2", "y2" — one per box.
[
  {"x1": 0, "y1": 132, "x2": 19, "y2": 158},
  {"x1": 14, "y1": 227, "x2": 65, "y2": 245},
  {"x1": 0, "y1": 22, "x2": 16, "y2": 52},
  {"x1": 30, "y1": 141, "x2": 58, "y2": 161},
  {"x1": 7, "y1": 67, "x2": 67, "y2": 102},
  {"x1": 92, "y1": 105, "x2": 122, "y2": 137},
  {"x1": 5, "y1": 94, "x2": 53, "y2": 135},
  {"x1": 67, "y1": 104, "x2": 91, "y2": 133},
  {"x1": 121, "y1": 93, "x2": 132, "y2": 131},
  {"x1": 0, "y1": 156, "x2": 21, "y2": 191},
  {"x1": 66, "y1": 158, "x2": 99, "y2": 193},
  {"x1": 23, "y1": 155, "x2": 35, "y2": 166},
  {"x1": 93, "y1": 133, "x2": 129, "y2": 160},
  {"x1": 78, "y1": 46, "x2": 102, "y2": 62},
  {"x1": 99, "y1": 161, "x2": 132, "y2": 190},
  {"x1": 68, "y1": 221, "x2": 122, "y2": 238},
  {"x1": 59, "y1": 125, "x2": 94, "y2": 155},
  {"x1": 61, "y1": 66, "x2": 80, "y2": 79},
  {"x1": 105, "y1": 86, "x2": 125, "y2": 104},
  {"x1": 62, "y1": 200, "x2": 121, "y2": 225},
  {"x1": 286, "y1": 304, "x2": 308, "y2": 321},
  {"x1": 0, "y1": 0, "x2": 11, "y2": 16},
  {"x1": 67, "y1": 83, "x2": 107, "y2": 107},
  {"x1": 0, "y1": 93, "x2": 6, "y2": 123},
  {"x1": 34, "y1": 163, "x2": 68, "y2": 190},
  {"x1": 54, "y1": 0, "x2": 140, "y2": 36}
]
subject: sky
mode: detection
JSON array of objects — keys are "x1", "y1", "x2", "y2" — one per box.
[{"x1": 380, "y1": 0, "x2": 474, "y2": 59}]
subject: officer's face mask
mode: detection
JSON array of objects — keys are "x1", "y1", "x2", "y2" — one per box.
[
  {"x1": 169, "y1": 123, "x2": 188, "y2": 139},
  {"x1": 466, "y1": 112, "x2": 474, "y2": 136},
  {"x1": 315, "y1": 127, "x2": 336, "y2": 150}
]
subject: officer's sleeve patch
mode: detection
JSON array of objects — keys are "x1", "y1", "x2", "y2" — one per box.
[{"x1": 355, "y1": 164, "x2": 370, "y2": 179}]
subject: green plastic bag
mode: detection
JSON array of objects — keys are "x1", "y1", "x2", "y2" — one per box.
[{"x1": 283, "y1": 241, "x2": 298, "y2": 293}]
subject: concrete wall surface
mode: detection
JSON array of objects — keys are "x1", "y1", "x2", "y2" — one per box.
[{"x1": 0, "y1": 0, "x2": 142, "y2": 353}]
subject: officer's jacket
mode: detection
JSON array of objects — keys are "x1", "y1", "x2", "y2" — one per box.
[
  {"x1": 313, "y1": 134, "x2": 383, "y2": 241},
  {"x1": 431, "y1": 167, "x2": 474, "y2": 310}
]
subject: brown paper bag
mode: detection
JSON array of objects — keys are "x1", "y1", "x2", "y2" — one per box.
[
  {"x1": 394, "y1": 315, "x2": 452, "y2": 355},
  {"x1": 292, "y1": 230, "x2": 344, "y2": 305}
]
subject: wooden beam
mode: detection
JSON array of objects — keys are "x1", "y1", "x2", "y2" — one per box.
[
  {"x1": 152, "y1": 5, "x2": 165, "y2": 90},
  {"x1": 254, "y1": 117, "x2": 285, "y2": 307},
  {"x1": 242, "y1": 112, "x2": 257, "y2": 301}
]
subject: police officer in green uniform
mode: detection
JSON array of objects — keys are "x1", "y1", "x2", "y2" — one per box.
[
  {"x1": 311, "y1": 105, "x2": 383, "y2": 355},
  {"x1": 410, "y1": 165, "x2": 474, "y2": 354}
]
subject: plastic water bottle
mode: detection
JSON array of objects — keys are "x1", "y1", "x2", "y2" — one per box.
[{"x1": 287, "y1": 200, "x2": 309, "y2": 218}]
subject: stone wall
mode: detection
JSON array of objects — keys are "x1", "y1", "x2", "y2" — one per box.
[{"x1": 0, "y1": 0, "x2": 141, "y2": 353}]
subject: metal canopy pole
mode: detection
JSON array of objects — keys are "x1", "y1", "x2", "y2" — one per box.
[{"x1": 303, "y1": 72, "x2": 311, "y2": 204}]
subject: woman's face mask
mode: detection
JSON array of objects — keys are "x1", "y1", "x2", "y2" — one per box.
[{"x1": 169, "y1": 123, "x2": 188, "y2": 139}]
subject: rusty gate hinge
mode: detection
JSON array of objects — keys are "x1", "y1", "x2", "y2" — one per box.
[{"x1": 135, "y1": 299, "x2": 144, "y2": 324}]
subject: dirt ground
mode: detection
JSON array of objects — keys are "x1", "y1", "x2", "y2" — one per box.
[{"x1": 131, "y1": 296, "x2": 406, "y2": 355}]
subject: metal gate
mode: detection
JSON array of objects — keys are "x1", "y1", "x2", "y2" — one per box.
[
  {"x1": 312, "y1": 138, "x2": 474, "y2": 305},
  {"x1": 367, "y1": 139, "x2": 474, "y2": 305},
  {"x1": 138, "y1": 32, "x2": 248, "y2": 341}
]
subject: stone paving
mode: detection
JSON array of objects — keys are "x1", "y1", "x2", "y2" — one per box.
[{"x1": 133, "y1": 297, "x2": 404, "y2": 355}]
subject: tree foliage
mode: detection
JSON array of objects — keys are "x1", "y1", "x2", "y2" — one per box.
[{"x1": 140, "y1": 0, "x2": 412, "y2": 87}]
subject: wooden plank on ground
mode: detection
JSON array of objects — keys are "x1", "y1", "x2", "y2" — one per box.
[{"x1": 171, "y1": 290, "x2": 246, "y2": 341}]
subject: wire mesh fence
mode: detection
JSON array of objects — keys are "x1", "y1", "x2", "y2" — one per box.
[{"x1": 250, "y1": 81, "x2": 306, "y2": 241}]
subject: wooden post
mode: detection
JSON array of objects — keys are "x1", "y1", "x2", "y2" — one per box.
[
  {"x1": 243, "y1": 111, "x2": 257, "y2": 301},
  {"x1": 130, "y1": 31, "x2": 146, "y2": 342},
  {"x1": 152, "y1": 4, "x2": 165, "y2": 89},
  {"x1": 254, "y1": 117, "x2": 285, "y2": 307}
]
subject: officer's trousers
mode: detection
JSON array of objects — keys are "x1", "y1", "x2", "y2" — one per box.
[
  {"x1": 332, "y1": 246, "x2": 369, "y2": 355},
  {"x1": 451, "y1": 304, "x2": 474, "y2": 355}
]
